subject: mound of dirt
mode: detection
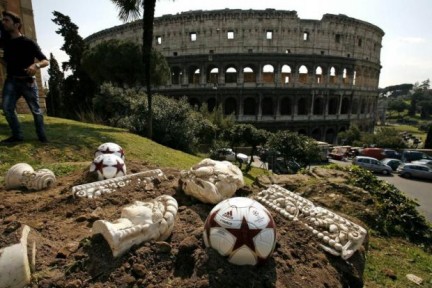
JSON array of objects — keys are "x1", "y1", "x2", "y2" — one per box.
[{"x1": 0, "y1": 161, "x2": 367, "y2": 288}]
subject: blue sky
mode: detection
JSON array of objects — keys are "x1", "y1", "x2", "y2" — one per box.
[{"x1": 32, "y1": 0, "x2": 432, "y2": 88}]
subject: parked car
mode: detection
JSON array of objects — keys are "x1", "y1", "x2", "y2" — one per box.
[
  {"x1": 411, "y1": 159, "x2": 432, "y2": 168},
  {"x1": 352, "y1": 156, "x2": 393, "y2": 175},
  {"x1": 401, "y1": 150, "x2": 432, "y2": 163},
  {"x1": 360, "y1": 147, "x2": 385, "y2": 160},
  {"x1": 382, "y1": 149, "x2": 401, "y2": 160},
  {"x1": 381, "y1": 158, "x2": 402, "y2": 171},
  {"x1": 211, "y1": 148, "x2": 248, "y2": 163},
  {"x1": 397, "y1": 163, "x2": 432, "y2": 180}
]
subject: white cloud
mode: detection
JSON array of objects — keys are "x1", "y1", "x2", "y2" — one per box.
[{"x1": 399, "y1": 37, "x2": 427, "y2": 44}]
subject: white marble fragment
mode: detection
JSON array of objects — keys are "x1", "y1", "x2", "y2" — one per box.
[
  {"x1": 180, "y1": 158, "x2": 245, "y2": 204},
  {"x1": 255, "y1": 184, "x2": 367, "y2": 260},
  {"x1": 5, "y1": 163, "x2": 56, "y2": 191},
  {"x1": 72, "y1": 169, "x2": 166, "y2": 198},
  {"x1": 0, "y1": 225, "x2": 33, "y2": 288},
  {"x1": 92, "y1": 195, "x2": 178, "y2": 257}
]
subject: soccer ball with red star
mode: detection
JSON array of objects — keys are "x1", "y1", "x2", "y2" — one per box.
[
  {"x1": 94, "y1": 142, "x2": 125, "y2": 161},
  {"x1": 203, "y1": 197, "x2": 276, "y2": 266},
  {"x1": 90, "y1": 154, "x2": 126, "y2": 180}
]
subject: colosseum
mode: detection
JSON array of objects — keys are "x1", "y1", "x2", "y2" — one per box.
[{"x1": 86, "y1": 9, "x2": 384, "y2": 144}]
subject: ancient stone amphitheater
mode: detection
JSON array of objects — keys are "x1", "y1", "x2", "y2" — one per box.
[{"x1": 86, "y1": 9, "x2": 384, "y2": 143}]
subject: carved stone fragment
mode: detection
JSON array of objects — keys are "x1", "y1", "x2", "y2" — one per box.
[
  {"x1": 92, "y1": 195, "x2": 178, "y2": 257},
  {"x1": 180, "y1": 158, "x2": 245, "y2": 204},
  {"x1": 5, "y1": 163, "x2": 56, "y2": 191},
  {"x1": 255, "y1": 184, "x2": 367, "y2": 259}
]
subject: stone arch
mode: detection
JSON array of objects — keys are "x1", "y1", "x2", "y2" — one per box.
[
  {"x1": 189, "y1": 97, "x2": 200, "y2": 109},
  {"x1": 298, "y1": 129, "x2": 307, "y2": 135},
  {"x1": 298, "y1": 65, "x2": 308, "y2": 84},
  {"x1": 188, "y1": 66, "x2": 200, "y2": 84},
  {"x1": 297, "y1": 97, "x2": 308, "y2": 115},
  {"x1": 243, "y1": 66, "x2": 256, "y2": 83},
  {"x1": 207, "y1": 98, "x2": 217, "y2": 112},
  {"x1": 171, "y1": 66, "x2": 182, "y2": 85},
  {"x1": 313, "y1": 97, "x2": 324, "y2": 115},
  {"x1": 315, "y1": 66, "x2": 323, "y2": 84},
  {"x1": 262, "y1": 64, "x2": 275, "y2": 84},
  {"x1": 243, "y1": 97, "x2": 256, "y2": 115},
  {"x1": 225, "y1": 65, "x2": 238, "y2": 83},
  {"x1": 207, "y1": 65, "x2": 219, "y2": 84},
  {"x1": 261, "y1": 97, "x2": 274, "y2": 115},
  {"x1": 224, "y1": 97, "x2": 237, "y2": 115},
  {"x1": 341, "y1": 97, "x2": 350, "y2": 114},
  {"x1": 325, "y1": 128, "x2": 336, "y2": 144},
  {"x1": 311, "y1": 128, "x2": 321, "y2": 140},
  {"x1": 281, "y1": 64, "x2": 292, "y2": 84},
  {"x1": 329, "y1": 66, "x2": 337, "y2": 84},
  {"x1": 280, "y1": 97, "x2": 291, "y2": 115},
  {"x1": 328, "y1": 97, "x2": 338, "y2": 115},
  {"x1": 352, "y1": 98, "x2": 359, "y2": 114}
]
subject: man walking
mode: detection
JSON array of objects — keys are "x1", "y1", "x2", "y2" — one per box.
[{"x1": 1, "y1": 10, "x2": 49, "y2": 143}]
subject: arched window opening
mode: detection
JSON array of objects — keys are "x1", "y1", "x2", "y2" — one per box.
[
  {"x1": 313, "y1": 97, "x2": 324, "y2": 115},
  {"x1": 341, "y1": 97, "x2": 350, "y2": 114},
  {"x1": 189, "y1": 98, "x2": 200, "y2": 109},
  {"x1": 330, "y1": 67, "x2": 336, "y2": 84},
  {"x1": 188, "y1": 67, "x2": 200, "y2": 84},
  {"x1": 353, "y1": 71, "x2": 357, "y2": 85},
  {"x1": 299, "y1": 65, "x2": 308, "y2": 84},
  {"x1": 243, "y1": 67, "x2": 256, "y2": 83},
  {"x1": 343, "y1": 68, "x2": 349, "y2": 84},
  {"x1": 352, "y1": 99, "x2": 358, "y2": 114},
  {"x1": 171, "y1": 67, "x2": 182, "y2": 85},
  {"x1": 297, "y1": 98, "x2": 308, "y2": 115},
  {"x1": 315, "y1": 66, "x2": 323, "y2": 84},
  {"x1": 207, "y1": 98, "x2": 216, "y2": 112},
  {"x1": 298, "y1": 129, "x2": 307, "y2": 135},
  {"x1": 281, "y1": 65, "x2": 292, "y2": 84},
  {"x1": 224, "y1": 97, "x2": 237, "y2": 115},
  {"x1": 328, "y1": 97, "x2": 338, "y2": 115},
  {"x1": 207, "y1": 67, "x2": 219, "y2": 84},
  {"x1": 262, "y1": 64, "x2": 275, "y2": 83},
  {"x1": 225, "y1": 67, "x2": 238, "y2": 83},
  {"x1": 326, "y1": 128, "x2": 336, "y2": 144},
  {"x1": 243, "y1": 97, "x2": 256, "y2": 115},
  {"x1": 311, "y1": 128, "x2": 321, "y2": 140},
  {"x1": 261, "y1": 97, "x2": 273, "y2": 115},
  {"x1": 280, "y1": 97, "x2": 291, "y2": 115}
]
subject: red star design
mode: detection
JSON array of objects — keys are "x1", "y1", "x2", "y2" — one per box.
[
  {"x1": 93, "y1": 159, "x2": 105, "y2": 173},
  {"x1": 113, "y1": 160, "x2": 125, "y2": 174},
  {"x1": 225, "y1": 216, "x2": 262, "y2": 252},
  {"x1": 205, "y1": 209, "x2": 221, "y2": 241},
  {"x1": 102, "y1": 147, "x2": 113, "y2": 154}
]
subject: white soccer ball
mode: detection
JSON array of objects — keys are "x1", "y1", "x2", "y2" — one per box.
[
  {"x1": 203, "y1": 197, "x2": 276, "y2": 266},
  {"x1": 94, "y1": 142, "x2": 125, "y2": 161},
  {"x1": 90, "y1": 154, "x2": 126, "y2": 180}
]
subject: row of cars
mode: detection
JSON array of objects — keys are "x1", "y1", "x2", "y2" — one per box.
[{"x1": 352, "y1": 151, "x2": 432, "y2": 180}]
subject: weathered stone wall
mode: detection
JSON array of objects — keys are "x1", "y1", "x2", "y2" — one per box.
[{"x1": 86, "y1": 9, "x2": 384, "y2": 143}]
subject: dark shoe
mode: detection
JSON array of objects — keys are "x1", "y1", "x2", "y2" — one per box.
[
  {"x1": 39, "y1": 137, "x2": 49, "y2": 143},
  {"x1": 1, "y1": 136, "x2": 24, "y2": 143}
]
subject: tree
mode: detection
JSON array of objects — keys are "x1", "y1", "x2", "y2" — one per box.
[
  {"x1": 46, "y1": 53, "x2": 64, "y2": 117},
  {"x1": 111, "y1": 0, "x2": 157, "y2": 139},
  {"x1": 337, "y1": 125, "x2": 361, "y2": 145},
  {"x1": 52, "y1": 11, "x2": 96, "y2": 119},
  {"x1": 82, "y1": 39, "x2": 169, "y2": 87},
  {"x1": 387, "y1": 99, "x2": 408, "y2": 118}
]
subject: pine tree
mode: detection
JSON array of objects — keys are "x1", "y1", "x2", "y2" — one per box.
[{"x1": 46, "y1": 53, "x2": 64, "y2": 117}]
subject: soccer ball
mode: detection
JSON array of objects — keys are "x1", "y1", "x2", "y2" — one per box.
[
  {"x1": 90, "y1": 154, "x2": 126, "y2": 180},
  {"x1": 203, "y1": 197, "x2": 276, "y2": 266},
  {"x1": 94, "y1": 142, "x2": 125, "y2": 161}
]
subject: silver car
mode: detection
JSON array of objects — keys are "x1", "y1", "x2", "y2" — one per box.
[
  {"x1": 397, "y1": 163, "x2": 432, "y2": 180},
  {"x1": 352, "y1": 156, "x2": 393, "y2": 175}
]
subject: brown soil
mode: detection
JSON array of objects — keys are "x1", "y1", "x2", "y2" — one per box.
[{"x1": 0, "y1": 161, "x2": 367, "y2": 288}]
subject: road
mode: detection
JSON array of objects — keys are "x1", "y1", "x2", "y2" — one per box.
[
  {"x1": 329, "y1": 159, "x2": 432, "y2": 223},
  {"x1": 376, "y1": 174, "x2": 432, "y2": 223}
]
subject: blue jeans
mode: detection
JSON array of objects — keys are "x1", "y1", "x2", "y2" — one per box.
[{"x1": 2, "y1": 77, "x2": 46, "y2": 140}]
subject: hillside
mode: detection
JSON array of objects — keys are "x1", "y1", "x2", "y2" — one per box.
[{"x1": 0, "y1": 116, "x2": 431, "y2": 287}]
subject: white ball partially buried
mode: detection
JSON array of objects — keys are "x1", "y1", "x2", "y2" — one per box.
[
  {"x1": 94, "y1": 142, "x2": 125, "y2": 161},
  {"x1": 203, "y1": 197, "x2": 276, "y2": 266},
  {"x1": 90, "y1": 154, "x2": 126, "y2": 180}
]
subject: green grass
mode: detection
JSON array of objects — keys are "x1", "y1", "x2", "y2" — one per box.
[{"x1": 1, "y1": 114, "x2": 431, "y2": 286}]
